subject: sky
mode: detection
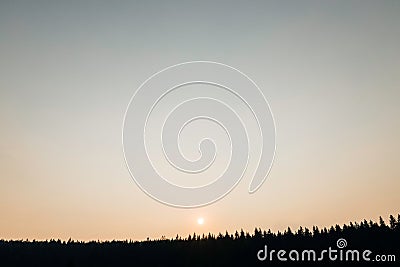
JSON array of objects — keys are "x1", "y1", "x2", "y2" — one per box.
[{"x1": 0, "y1": 0, "x2": 399, "y2": 241}]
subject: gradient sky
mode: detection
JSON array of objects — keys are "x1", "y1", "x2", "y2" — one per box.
[{"x1": 1, "y1": 0, "x2": 399, "y2": 241}]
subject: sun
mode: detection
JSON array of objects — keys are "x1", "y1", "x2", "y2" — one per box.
[{"x1": 197, "y1": 217, "x2": 204, "y2": 225}]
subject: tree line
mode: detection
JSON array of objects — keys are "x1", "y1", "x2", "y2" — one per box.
[{"x1": 1, "y1": 214, "x2": 399, "y2": 266}]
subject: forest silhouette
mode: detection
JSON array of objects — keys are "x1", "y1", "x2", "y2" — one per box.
[{"x1": 1, "y1": 214, "x2": 399, "y2": 266}]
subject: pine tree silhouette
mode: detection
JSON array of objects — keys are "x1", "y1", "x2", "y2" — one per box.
[{"x1": 1, "y1": 214, "x2": 399, "y2": 266}]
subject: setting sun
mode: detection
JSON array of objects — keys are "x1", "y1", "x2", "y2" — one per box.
[{"x1": 197, "y1": 218, "x2": 204, "y2": 225}]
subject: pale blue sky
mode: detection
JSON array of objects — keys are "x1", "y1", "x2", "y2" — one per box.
[{"x1": 1, "y1": 0, "x2": 399, "y2": 240}]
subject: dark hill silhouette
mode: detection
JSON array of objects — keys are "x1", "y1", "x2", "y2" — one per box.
[{"x1": 1, "y1": 214, "x2": 399, "y2": 266}]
